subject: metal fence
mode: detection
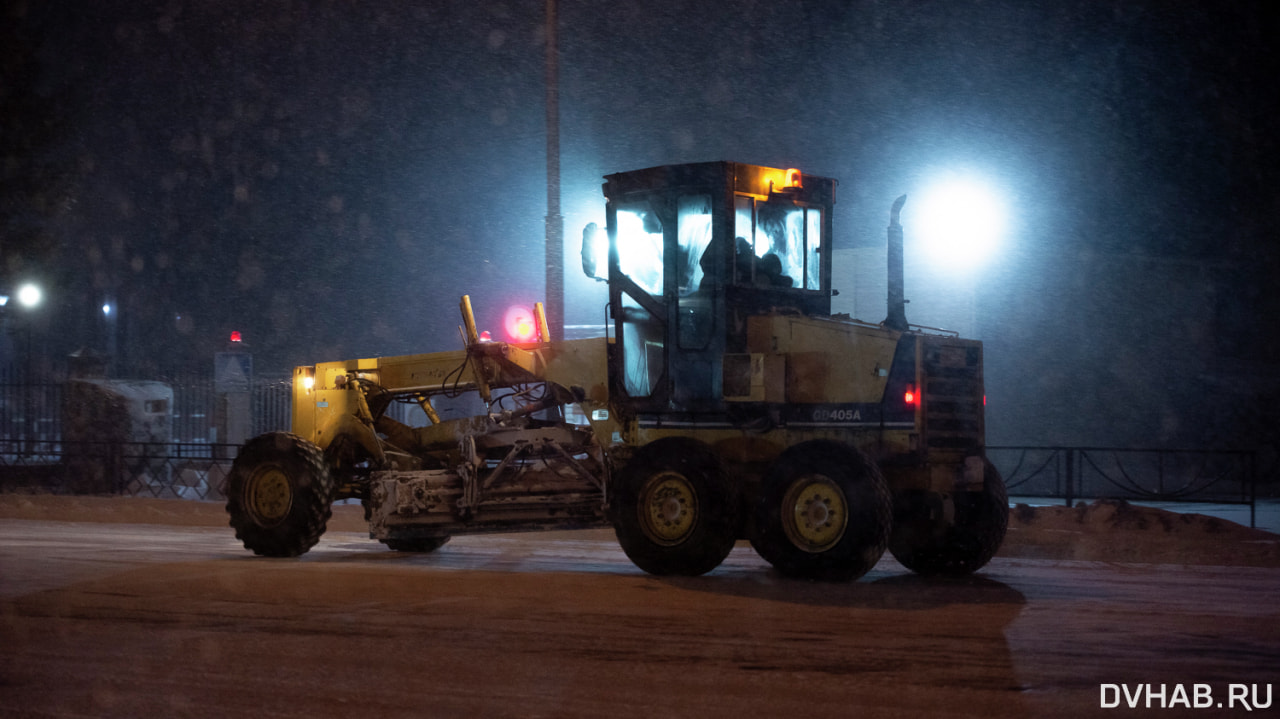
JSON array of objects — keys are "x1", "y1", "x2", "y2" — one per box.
[
  {"x1": 0, "y1": 383, "x2": 61, "y2": 448},
  {"x1": 0, "y1": 370, "x2": 290, "y2": 501},
  {"x1": 166, "y1": 374, "x2": 293, "y2": 441},
  {"x1": 0, "y1": 380, "x2": 1267, "y2": 529},
  {"x1": 0, "y1": 439, "x2": 239, "y2": 500},
  {"x1": 987, "y1": 446, "x2": 1260, "y2": 527},
  {"x1": 0, "y1": 374, "x2": 292, "y2": 445}
]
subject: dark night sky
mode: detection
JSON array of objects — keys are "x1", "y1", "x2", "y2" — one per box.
[{"x1": 2, "y1": 0, "x2": 1278, "y2": 449}]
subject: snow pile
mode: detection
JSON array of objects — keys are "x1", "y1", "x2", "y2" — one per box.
[{"x1": 1000, "y1": 499, "x2": 1280, "y2": 567}]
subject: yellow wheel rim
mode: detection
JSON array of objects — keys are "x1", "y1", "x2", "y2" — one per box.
[
  {"x1": 782, "y1": 476, "x2": 848, "y2": 553},
  {"x1": 640, "y1": 472, "x2": 697, "y2": 546},
  {"x1": 247, "y1": 466, "x2": 293, "y2": 526}
]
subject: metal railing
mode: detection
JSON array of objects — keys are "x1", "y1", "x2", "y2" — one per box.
[
  {"x1": 0, "y1": 437, "x2": 1266, "y2": 529},
  {"x1": 0, "y1": 439, "x2": 238, "y2": 500},
  {"x1": 987, "y1": 446, "x2": 1260, "y2": 527},
  {"x1": 0, "y1": 381, "x2": 61, "y2": 449},
  {"x1": 0, "y1": 373, "x2": 292, "y2": 445}
]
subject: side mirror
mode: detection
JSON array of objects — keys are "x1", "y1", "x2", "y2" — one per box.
[{"x1": 580, "y1": 222, "x2": 605, "y2": 281}]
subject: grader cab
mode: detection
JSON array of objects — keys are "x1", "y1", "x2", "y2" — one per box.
[{"x1": 226, "y1": 161, "x2": 1007, "y2": 581}]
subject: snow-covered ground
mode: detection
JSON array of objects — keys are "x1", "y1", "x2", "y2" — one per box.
[{"x1": 2, "y1": 494, "x2": 1277, "y2": 718}]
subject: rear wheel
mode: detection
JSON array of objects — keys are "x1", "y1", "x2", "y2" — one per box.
[
  {"x1": 888, "y1": 458, "x2": 1008, "y2": 576},
  {"x1": 226, "y1": 432, "x2": 334, "y2": 557},
  {"x1": 612, "y1": 438, "x2": 738, "y2": 576},
  {"x1": 750, "y1": 440, "x2": 892, "y2": 581}
]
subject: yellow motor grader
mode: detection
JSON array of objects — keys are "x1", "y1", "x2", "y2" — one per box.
[{"x1": 226, "y1": 161, "x2": 1006, "y2": 580}]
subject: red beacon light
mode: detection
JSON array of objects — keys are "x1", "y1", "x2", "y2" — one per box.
[
  {"x1": 904, "y1": 384, "x2": 917, "y2": 405},
  {"x1": 503, "y1": 306, "x2": 538, "y2": 343},
  {"x1": 229, "y1": 331, "x2": 242, "y2": 343}
]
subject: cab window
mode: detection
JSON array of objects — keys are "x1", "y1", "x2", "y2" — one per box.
[
  {"x1": 734, "y1": 195, "x2": 824, "y2": 290},
  {"x1": 677, "y1": 194, "x2": 714, "y2": 349},
  {"x1": 615, "y1": 201, "x2": 663, "y2": 297}
]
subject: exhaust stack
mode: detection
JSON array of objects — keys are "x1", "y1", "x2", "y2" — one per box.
[{"x1": 883, "y1": 194, "x2": 909, "y2": 331}]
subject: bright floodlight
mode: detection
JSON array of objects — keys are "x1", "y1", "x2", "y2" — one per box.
[
  {"x1": 17, "y1": 283, "x2": 42, "y2": 309},
  {"x1": 913, "y1": 175, "x2": 1006, "y2": 271}
]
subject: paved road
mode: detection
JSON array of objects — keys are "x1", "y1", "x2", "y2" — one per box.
[{"x1": 1, "y1": 520, "x2": 1276, "y2": 718}]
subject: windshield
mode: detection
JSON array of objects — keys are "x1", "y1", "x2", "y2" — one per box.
[
  {"x1": 677, "y1": 194, "x2": 713, "y2": 295},
  {"x1": 735, "y1": 196, "x2": 824, "y2": 290}
]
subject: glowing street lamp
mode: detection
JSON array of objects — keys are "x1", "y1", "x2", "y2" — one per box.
[
  {"x1": 907, "y1": 173, "x2": 1009, "y2": 338},
  {"x1": 912, "y1": 174, "x2": 1006, "y2": 271},
  {"x1": 17, "y1": 283, "x2": 42, "y2": 309},
  {"x1": 7, "y1": 282, "x2": 44, "y2": 453}
]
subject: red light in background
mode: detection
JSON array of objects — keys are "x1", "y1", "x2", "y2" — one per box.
[
  {"x1": 503, "y1": 306, "x2": 537, "y2": 342},
  {"x1": 904, "y1": 384, "x2": 917, "y2": 405},
  {"x1": 479, "y1": 330, "x2": 492, "y2": 342},
  {"x1": 229, "y1": 331, "x2": 242, "y2": 343}
]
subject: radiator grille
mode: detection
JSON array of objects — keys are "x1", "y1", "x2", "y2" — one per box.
[{"x1": 922, "y1": 341, "x2": 983, "y2": 451}]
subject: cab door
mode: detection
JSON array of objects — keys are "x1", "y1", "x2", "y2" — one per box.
[
  {"x1": 669, "y1": 193, "x2": 724, "y2": 409},
  {"x1": 608, "y1": 191, "x2": 725, "y2": 414},
  {"x1": 608, "y1": 193, "x2": 670, "y2": 413}
]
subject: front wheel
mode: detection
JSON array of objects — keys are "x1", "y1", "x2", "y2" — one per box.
[
  {"x1": 226, "y1": 432, "x2": 335, "y2": 557},
  {"x1": 750, "y1": 440, "x2": 892, "y2": 581},
  {"x1": 612, "y1": 438, "x2": 738, "y2": 576},
  {"x1": 888, "y1": 458, "x2": 1009, "y2": 576}
]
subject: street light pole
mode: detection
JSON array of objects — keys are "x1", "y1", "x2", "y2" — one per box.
[
  {"x1": 15, "y1": 283, "x2": 42, "y2": 455},
  {"x1": 23, "y1": 320, "x2": 33, "y2": 454},
  {"x1": 544, "y1": 0, "x2": 564, "y2": 342}
]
